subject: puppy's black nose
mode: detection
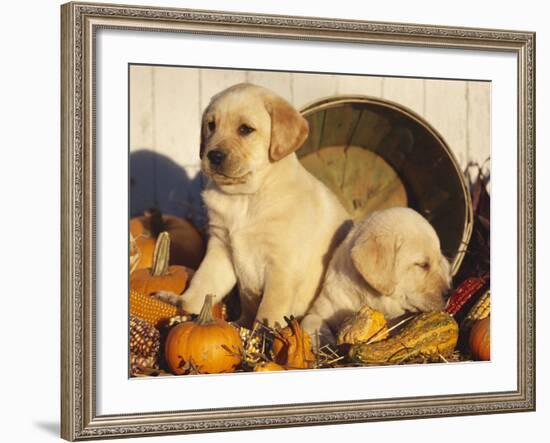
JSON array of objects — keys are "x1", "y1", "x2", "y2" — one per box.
[{"x1": 207, "y1": 149, "x2": 226, "y2": 166}]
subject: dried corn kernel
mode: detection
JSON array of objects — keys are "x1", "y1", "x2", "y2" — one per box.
[
  {"x1": 464, "y1": 290, "x2": 490, "y2": 325},
  {"x1": 130, "y1": 289, "x2": 178, "y2": 327},
  {"x1": 238, "y1": 325, "x2": 265, "y2": 366},
  {"x1": 130, "y1": 315, "x2": 160, "y2": 357}
]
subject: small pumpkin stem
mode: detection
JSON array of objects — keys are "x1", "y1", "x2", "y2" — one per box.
[
  {"x1": 145, "y1": 208, "x2": 165, "y2": 237},
  {"x1": 151, "y1": 232, "x2": 170, "y2": 276},
  {"x1": 196, "y1": 294, "x2": 216, "y2": 325}
]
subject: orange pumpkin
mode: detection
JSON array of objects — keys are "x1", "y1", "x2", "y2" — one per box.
[
  {"x1": 254, "y1": 362, "x2": 286, "y2": 372},
  {"x1": 272, "y1": 317, "x2": 316, "y2": 369},
  {"x1": 164, "y1": 295, "x2": 242, "y2": 374},
  {"x1": 130, "y1": 232, "x2": 189, "y2": 296},
  {"x1": 469, "y1": 316, "x2": 490, "y2": 361},
  {"x1": 130, "y1": 208, "x2": 205, "y2": 270}
]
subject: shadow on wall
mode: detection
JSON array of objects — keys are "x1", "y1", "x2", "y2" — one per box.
[{"x1": 130, "y1": 150, "x2": 207, "y2": 230}]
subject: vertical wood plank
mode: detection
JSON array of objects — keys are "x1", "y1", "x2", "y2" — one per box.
[
  {"x1": 424, "y1": 79, "x2": 468, "y2": 168},
  {"x1": 129, "y1": 65, "x2": 153, "y2": 151},
  {"x1": 150, "y1": 66, "x2": 201, "y2": 217},
  {"x1": 292, "y1": 72, "x2": 338, "y2": 109},
  {"x1": 466, "y1": 81, "x2": 491, "y2": 170},
  {"x1": 152, "y1": 66, "x2": 200, "y2": 166},
  {"x1": 336, "y1": 74, "x2": 383, "y2": 98},
  {"x1": 199, "y1": 68, "x2": 247, "y2": 113},
  {"x1": 382, "y1": 77, "x2": 425, "y2": 117},
  {"x1": 129, "y1": 65, "x2": 155, "y2": 217},
  {"x1": 247, "y1": 71, "x2": 293, "y2": 102}
]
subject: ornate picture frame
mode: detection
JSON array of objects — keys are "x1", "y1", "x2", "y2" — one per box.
[{"x1": 61, "y1": 2, "x2": 535, "y2": 440}]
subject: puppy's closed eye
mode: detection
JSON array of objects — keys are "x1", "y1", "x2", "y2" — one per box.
[{"x1": 415, "y1": 261, "x2": 430, "y2": 271}]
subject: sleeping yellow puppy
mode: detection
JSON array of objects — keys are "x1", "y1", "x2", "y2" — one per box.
[
  {"x1": 157, "y1": 83, "x2": 351, "y2": 327},
  {"x1": 302, "y1": 207, "x2": 452, "y2": 347}
]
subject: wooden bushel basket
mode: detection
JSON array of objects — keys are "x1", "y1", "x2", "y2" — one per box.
[{"x1": 298, "y1": 96, "x2": 473, "y2": 275}]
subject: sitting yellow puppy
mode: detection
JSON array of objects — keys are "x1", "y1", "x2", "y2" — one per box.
[
  {"x1": 157, "y1": 83, "x2": 351, "y2": 328},
  {"x1": 302, "y1": 207, "x2": 452, "y2": 347}
]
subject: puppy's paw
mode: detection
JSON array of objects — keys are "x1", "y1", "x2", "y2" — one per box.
[
  {"x1": 301, "y1": 314, "x2": 336, "y2": 351},
  {"x1": 155, "y1": 290, "x2": 222, "y2": 315},
  {"x1": 153, "y1": 291, "x2": 182, "y2": 307},
  {"x1": 179, "y1": 294, "x2": 210, "y2": 315}
]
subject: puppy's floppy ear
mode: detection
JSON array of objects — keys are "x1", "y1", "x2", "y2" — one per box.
[
  {"x1": 351, "y1": 233, "x2": 400, "y2": 295},
  {"x1": 265, "y1": 95, "x2": 309, "y2": 162}
]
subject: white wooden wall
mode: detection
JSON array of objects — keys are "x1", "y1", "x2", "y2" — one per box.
[{"x1": 130, "y1": 66, "x2": 490, "y2": 227}]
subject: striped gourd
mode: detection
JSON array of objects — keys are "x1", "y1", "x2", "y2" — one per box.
[{"x1": 349, "y1": 312, "x2": 459, "y2": 364}]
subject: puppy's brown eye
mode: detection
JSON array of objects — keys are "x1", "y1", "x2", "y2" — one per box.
[
  {"x1": 207, "y1": 120, "x2": 216, "y2": 132},
  {"x1": 238, "y1": 124, "x2": 255, "y2": 136},
  {"x1": 416, "y1": 262, "x2": 430, "y2": 271}
]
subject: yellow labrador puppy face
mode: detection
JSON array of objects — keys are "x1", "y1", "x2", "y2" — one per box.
[
  {"x1": 394, "y1": 225, "x2": 452, "y2": 312},
  {"x1": 351, "y1": 207, "x2": 451, "y2": 313},
  {"x1": 200, "y1": 83, "x2": 309, "y2": 193}
]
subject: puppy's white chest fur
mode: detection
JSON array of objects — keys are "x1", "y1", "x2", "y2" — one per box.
[
  {"x1": 230, "y1": 228, "x2": 265, "y2": 299},
  {"x1": 202, "y1": 187, "x2": 265, "y2": 298}
]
